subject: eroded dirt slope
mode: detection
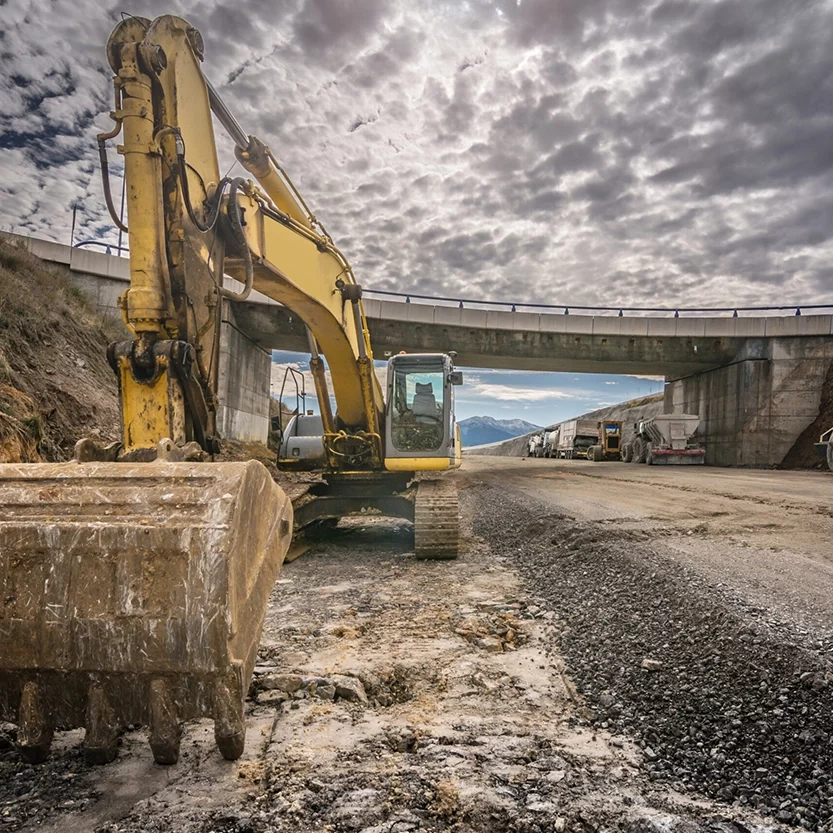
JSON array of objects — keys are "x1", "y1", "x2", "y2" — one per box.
[{"x1": 0, "y1": 238, "x2": 119, "y2": 461}]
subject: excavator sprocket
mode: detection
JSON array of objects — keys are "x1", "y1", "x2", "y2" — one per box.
[
  {"x1": 414, "y1": 479, "x2": 459, "y2": 560},
  {"x1": 0, "y1": 459, "x2": 292, "y2": 764}
]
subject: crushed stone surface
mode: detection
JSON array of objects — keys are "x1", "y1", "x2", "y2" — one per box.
[{"x1": 469, "y1": 471, "x2": 833, "y2": 832}]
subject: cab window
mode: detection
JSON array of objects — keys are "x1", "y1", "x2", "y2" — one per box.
[{"x1": 390, "y1": 365, "x2": 444, "y2": 452}]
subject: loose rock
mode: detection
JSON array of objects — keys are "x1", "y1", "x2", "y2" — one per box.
[{"x1": 331, "y1": 674, "x2": 368, "y2": 704}]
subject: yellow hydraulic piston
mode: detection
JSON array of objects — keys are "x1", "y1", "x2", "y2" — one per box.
[{"x1": 113, "y1": 39, "x2": 172, "y2": 335}]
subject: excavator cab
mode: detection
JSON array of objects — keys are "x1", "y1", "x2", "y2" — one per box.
[
  {"x1": 278, "y1": 352, "x2": 463, "y2": 472},
  {"x1": 385, "y1": 353, "x2": 463, "y2": 471}
]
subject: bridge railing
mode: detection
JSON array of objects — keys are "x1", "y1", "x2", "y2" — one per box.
[
  {"x1": 73, "y1": 240, "x2": 128, "y2": 257},
  {"x1": 361, "y1": 288, "x2": 833, "y2": 319},
  {"x1": 9, "y1": 232, "x2": 831, "y2": 320}
]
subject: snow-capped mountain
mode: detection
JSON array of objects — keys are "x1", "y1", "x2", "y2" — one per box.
[{"x1": 458, "y1": 416, "x2": 542, "y2": 447}]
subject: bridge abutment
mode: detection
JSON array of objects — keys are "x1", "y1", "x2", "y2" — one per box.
[{"x1": 664, "y1": 337, "x2": 833, "y2": 466}]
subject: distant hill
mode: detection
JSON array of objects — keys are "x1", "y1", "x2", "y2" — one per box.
[{"x1": 459, "y1": 416, "x2": 541, "y2": 447}]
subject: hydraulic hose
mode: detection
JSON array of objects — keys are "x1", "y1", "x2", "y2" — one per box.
[
  {"x1": 97, "y1": 79, "x2": 128, "y2": 234},
  {"x1": 179, "y1": 163, "x2": 228, "y2": 233},
  {"x1": 219, "y1": 177, "x2": 253, "y2": 302},
  {"x1": 98, "y1": 137, "x2": 129, "y2": 234}
]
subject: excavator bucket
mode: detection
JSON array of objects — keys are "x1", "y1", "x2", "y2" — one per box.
[{"x1": 0, "y1": 459, "x2": 292, "y2": 764}]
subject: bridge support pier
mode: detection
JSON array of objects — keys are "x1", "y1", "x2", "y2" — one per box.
[
  {"x1": 215, "y1": 303, "x2": 271, "y2": 444},
  {"x1": 664, "y1": 337, "x2": 833, "y2": 467}
]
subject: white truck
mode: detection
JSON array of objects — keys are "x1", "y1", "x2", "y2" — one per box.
[
  {"x1": 555, "y1": 419, "x2": 598, "y2": 459},
  {"x1": 622, "y1": 414, "x2": 705, "y2": 465},
  {"x1": 527, "y1": 433, "x2": 544, "y2": 457},
  {"x1": 543, "y1": 428, "x2": 560, "y2": 458}
]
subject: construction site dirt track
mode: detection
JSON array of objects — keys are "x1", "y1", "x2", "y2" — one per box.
[{"x1": 1, "y1": 456, "x2": 832, "y2": 833}]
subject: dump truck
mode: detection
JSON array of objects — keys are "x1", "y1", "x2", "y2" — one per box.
[
  {"x1": 555, "y1": 419, "x2": 598, "y2": 459},
  {"x1": 587, "y1": 420, "x2": 623, "y2": 462},
  {"x1": 0, "y1": 14, "x2": 462, "y2": 767},
  {"x1": 814, "y1": 426, "x2": 833, "y2": 471},
  {"x1": 622, "y1": 414, "x2": 704, "y2": 465}
]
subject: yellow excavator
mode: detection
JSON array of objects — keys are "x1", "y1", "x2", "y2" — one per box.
[{"x1": 0, "y1": 14, "x2": 461, "y2": 767}]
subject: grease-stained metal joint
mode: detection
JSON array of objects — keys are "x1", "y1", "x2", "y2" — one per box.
[
  {"x1": 140, "y1": 41, "x2": 167, "y2": 75},
  {"x1": 186, "y1": 25, "x2": 204, "y2": 60}
]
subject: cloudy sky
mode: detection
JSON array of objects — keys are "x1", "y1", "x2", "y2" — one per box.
[
  {"x1": 272, "y1": 350, "x2": 664, "y2": 426},
  {"x1": 2, "y1": 0, "x2": 832, "y2": 419}
]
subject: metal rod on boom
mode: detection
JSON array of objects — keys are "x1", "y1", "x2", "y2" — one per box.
[
  {"x1": 206, "y1": 77, "x2": 313, "y2": 230},
  {"x1": 306, "y1": 328, "x2": 336, "y2": 451},
  {"x1": 205, "y1": 77, "x2": 249, "y2": 149}
]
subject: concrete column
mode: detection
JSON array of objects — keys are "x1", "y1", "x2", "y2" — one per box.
[
  {"x1": 63, "y1": 265, "x2": 272, "y2": 445},
  {"x1": 664, "y1": 336, "x2": 833, "y2": 466},
  {"x1": 216, "y1": 303, "x2": 271, "y2": 444}
]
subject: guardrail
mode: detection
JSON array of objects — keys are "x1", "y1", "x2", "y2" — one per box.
[
  {"x1": 362, "y1": 288, "x2": 833, "y2": 318},
  {"x1": 73, "y1": 240, "x2": 128, "y2": 256},
  {"x1": 60, "y1": 237, "x2": 833, "y2": 318}
]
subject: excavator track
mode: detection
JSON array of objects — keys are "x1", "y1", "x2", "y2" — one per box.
[{"x1": 414, "y1": 479, "x2": 460, "y2": 560}]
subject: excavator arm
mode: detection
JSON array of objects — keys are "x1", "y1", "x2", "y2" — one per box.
[{"x1": 102, "y1": 14, "x2": 384, "y2": 470}]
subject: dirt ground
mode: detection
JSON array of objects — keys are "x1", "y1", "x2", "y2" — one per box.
[
  {"x1": 466, "y1": 456, "x2": 833, "y2": 642},
  {"x1": 5, "y1": 456, "x2": 833, "y2": 832}
]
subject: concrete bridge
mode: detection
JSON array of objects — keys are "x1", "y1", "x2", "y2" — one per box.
[{"x1": 4, "y1": 232, "x2": 831, "y2": 467}]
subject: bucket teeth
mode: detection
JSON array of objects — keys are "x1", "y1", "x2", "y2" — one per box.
[
  {"x1": 16, "y1": 681, "x2": 53, "y2": 764},
  {"x1": 83, "y1": 685, "x2": 120, "y2": 765},
  {"x1": 148, "y1": 678, "x2": 182, "y2": 765},
  {"x1": 213, "y1": 670, "x2": 245, "y2": 761}
]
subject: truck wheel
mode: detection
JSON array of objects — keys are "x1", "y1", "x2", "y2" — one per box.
[
  {"x1": 621, "y1": 443, "x2": 633, "y2": 463},
  {"x1": 633, "y1": 438, "x2": 647, "y2": 464},
  {"x1": 646, "y1": 443, "x2": 654, "y2": 465},
  {"x1": 827, "y1": 441, "x2": 833, "y2": 472}
]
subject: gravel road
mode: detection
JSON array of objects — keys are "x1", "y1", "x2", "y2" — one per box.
[
  {"x1": 1, "y1": 456, "x2": 831, "y2": 832},
  {"x1": 464, "y1": 456, "x2": 833, "y2": 643},
  {"x1": 466, "y1": 456, "x2": 833, "y2": 831}
]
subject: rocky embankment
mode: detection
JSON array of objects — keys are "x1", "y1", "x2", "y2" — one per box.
[{"x1": 0, "y1": 237, "x2": 120, "y2": 462}]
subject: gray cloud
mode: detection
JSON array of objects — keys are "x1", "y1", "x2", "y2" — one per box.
[{"x1": 2, "y1": 0, "x2": 833, "y2": 312}]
